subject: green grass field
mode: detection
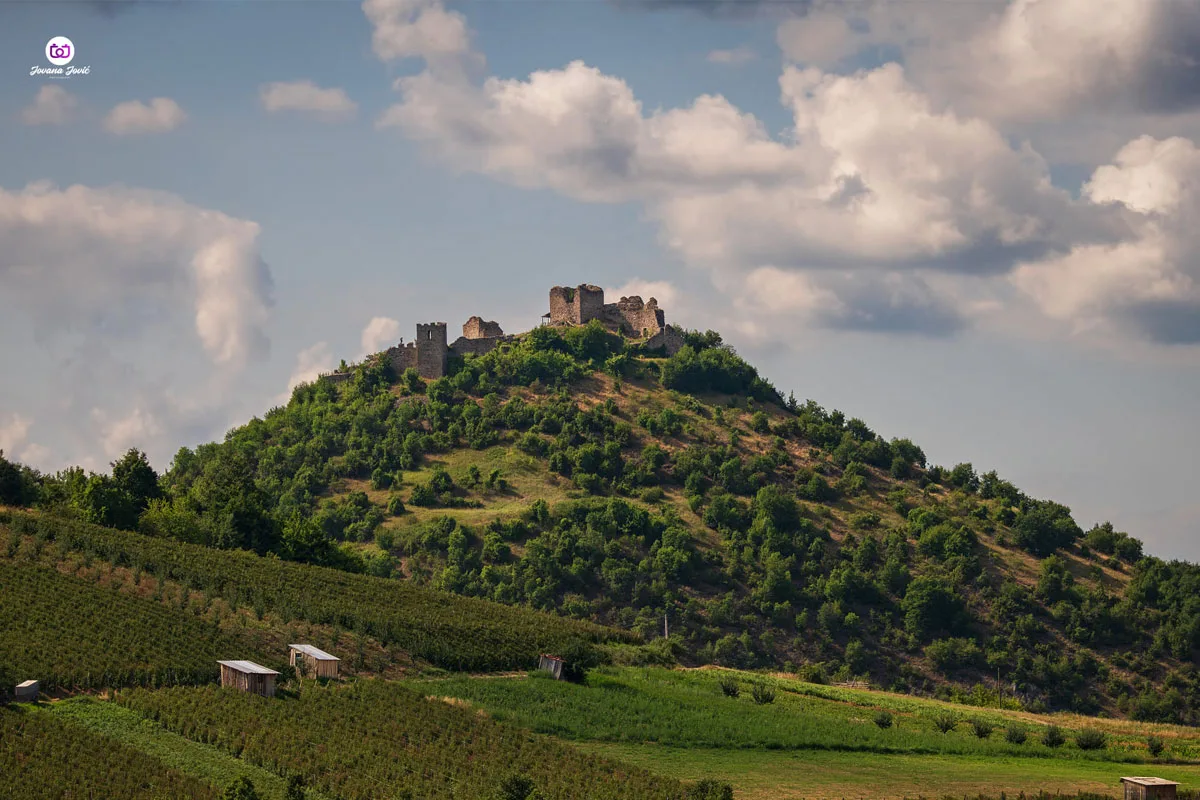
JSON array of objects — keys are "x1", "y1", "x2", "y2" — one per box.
[
  {"x1": 408, "y1": 666, "x2": 1200, "y2": 799},
  {"x1": 410, "y1": 667, "x2": 1193, "y2": 760},
  {"x1": 575, "y1": 745, "x2": 1200, "y2": 800}
]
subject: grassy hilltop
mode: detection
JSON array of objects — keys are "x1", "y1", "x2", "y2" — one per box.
[
  {"x1": 4, "y1": 321, "x2": 1200, "y2": 721},
  {"x1": 6, "y1": 320, "x2": 1200, "y2": 799}
]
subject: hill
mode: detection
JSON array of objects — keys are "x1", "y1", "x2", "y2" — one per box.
[{"x1": 4, "y1": 320, "x2": 1200, "y2": 722}]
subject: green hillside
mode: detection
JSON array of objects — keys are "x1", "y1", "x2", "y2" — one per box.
[{"x1": 4, "y1": 322, "x2": 1200, "y2": 722}]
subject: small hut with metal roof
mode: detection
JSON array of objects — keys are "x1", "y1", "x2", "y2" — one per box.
[
  {"x1": 288, "y1": 644, "x2": 341, "y2": 680},
  {"x1": 217, "y1": 660, "x2": 280, "y2": 698},
  {"x1": 1121, "y1": 778, "x2": 1179, "y2": 800}
]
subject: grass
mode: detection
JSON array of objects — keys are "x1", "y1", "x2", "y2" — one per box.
[
  {"x1": 573, "y1": 745, "x2": 1200, "y2": 800},
  {"x1": 40, "y1": 697, "x2": 300, "y2": 800},
  {"x1": 408, "y1": 667, "x2": 1198, "y2": 762}
]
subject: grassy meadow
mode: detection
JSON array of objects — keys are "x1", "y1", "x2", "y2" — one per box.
[{"x1": 409, "y1": 666, "x2": 1200, "y2": 799}]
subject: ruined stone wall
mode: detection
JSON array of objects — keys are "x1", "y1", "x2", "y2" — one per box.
[
  {"x1": 415, "y1": 322, "x2": 448, "y2": 379},
  {"x1": 383, "y1": 343, "x2": 419, "y2": 376},
  {"x1": 642, "y1": 325, "x2": 685, "y2": 356},
  {"x1": 463, "y1": 316, "x2": 504, "y2": 339},
  {"x1": 576, "y1": 284, "x2": 605, "y2": 324},
  {"x1": 599, "y1": 296, "x2": 665, "y2": 337},
  {"x1": 449, "y1": 334, "x2": 514, "y2": 358},
  {"x1": 549, "y1": 286, "x2": 577, "y2": 325}
]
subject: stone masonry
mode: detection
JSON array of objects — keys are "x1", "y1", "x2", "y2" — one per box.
[{"x1": 323, "y1": 283, "x2": 681, "y2": 385}]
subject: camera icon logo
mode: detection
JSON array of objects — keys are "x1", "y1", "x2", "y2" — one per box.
[{"x1": 46, "y1": 36, "x2": 74, "y2": 66}]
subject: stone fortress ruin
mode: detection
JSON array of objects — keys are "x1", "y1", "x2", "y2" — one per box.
[{"x1": 325, "y1": 284, "x2": 683, "y2": 383}]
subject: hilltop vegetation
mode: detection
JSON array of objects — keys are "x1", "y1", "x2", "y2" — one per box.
[{"x1": 4, "y1": 323, "x2": 1200, "y2": 720}]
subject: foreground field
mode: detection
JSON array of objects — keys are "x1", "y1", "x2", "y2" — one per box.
[
  {"x1": 115, "y1": 680, "x2": 703, "y2": 800},
  {"x1": 412, "y1": 667, "x2": 1198, "y2": 760},
  {"x1": 410, "y1": 666, "x2": 1200, "y2": 799},
  {"x1": 0, "y1": 705, "x2": 216, "y2": 800},
  {"x1": 578, "y1": 745, "x2": 1200, "y2": 800}
]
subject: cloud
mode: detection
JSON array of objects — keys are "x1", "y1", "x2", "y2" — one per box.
[
  {"x1": 707, "y1": 46, "x2": 756, "y2": 65},
  {"x1": 0, "y1": 413, "x2": 51, "y2": 467},
  {"x1": 611, "y1": 0, "x2": 799, "y2": 19},
  {"x1": 369, "y1": 0, "x2": 1199, "y2": 346},
  {"x1": 362, "y1": 0, "x2": 484, "y2": 77},
  {"x1": 103, "y1": 97, "x2": 186, "y2": 135},
  {"x1": 260, "y1": 81, "x2": 357, "y2": 120},
  {"x1": 21, "y1": 86, "x2": 78, "y2": 126},
  {"x1": 935, "y1": 0, "x2": 1200, "y2": 121},
  {"x1": 607, "y1": 279, "x2": 679, "y2": 311},
  {"x1": 360, "y1": 316, "x2": 401, "y2": 356},
  {"x1": 1011, "y1": 136, "x2": 1200, "y2": 344},
  {"x1": 0, "y1": 181, "x2": 272, "y2": 367}
]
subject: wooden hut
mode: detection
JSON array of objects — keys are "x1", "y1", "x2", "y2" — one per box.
[
  {"x1": 288, "y1": 644, "x2": 341, "y2": 679},
  {"x1": 538, "y1": 654, "x2": 564, "y2": 680},
  {"x1": 1122, "y1": 778, "x2": 1179, "y2": 800},
  {"x1": 217, "y1": 660, "x2": 279, "y2": 698},
  {"x1": 14, "y1": 680, "x2": 39, "y2": 702}
]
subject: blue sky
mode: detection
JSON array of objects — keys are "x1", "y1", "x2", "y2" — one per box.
[{"x1": 1, "y1": 0, "x2": 1198, "y2": 560}]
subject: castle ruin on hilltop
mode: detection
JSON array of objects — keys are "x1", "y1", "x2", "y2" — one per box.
[{"x1": 324, "y1": 284, "x2": 683, "y2": 384}]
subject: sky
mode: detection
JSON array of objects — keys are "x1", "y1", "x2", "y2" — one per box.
[{"x1": 0, "y1": 0, "x2": 1198, "y2": 560}]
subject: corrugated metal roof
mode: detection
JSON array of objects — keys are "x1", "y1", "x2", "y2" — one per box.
[
  {"x1": 1121, "y1": 778, "x2": 1179, "y2": 786},
  {"x1": 288, "y1": 644, "x2": 340, "y2": 661},
  {"x1": 217, "y1": 660, "x2": 280, "y2": 675}
]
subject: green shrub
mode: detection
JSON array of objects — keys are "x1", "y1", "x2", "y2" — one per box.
[
  {"x1": 386, "y1": 495, "x2": 406, "y2": 516},
  {"x1": 874, "y1": 711, "x2": 894, "y2": 729},
  {"x1": 969, "y1": 719, "x2": 993, "y2": 739},
  {"x1": 686, "y1": 780, "x2": 734, "y2": 800},
  {"x1": 1043, "y1": 725, "x2": 1065, "y2": 748},
  {"x1": 750, "y1": 684, "x2": 775, "y2": 705},
  {"x1": 1147, "y1": 735, "x2": 1165, "y2": 757},
  {"x1": 1004, "y1": 725, "x2": 1028, "y2": 745},
  {"x1": 1075, "y1": 728, "x2": 1106, "y2": 750},
  {"x1": 718, "y1": 677, "x2": 740, "y2": 698},
  {"x1": 933, "y1": 712, "x2": 957, "y2": 733}
]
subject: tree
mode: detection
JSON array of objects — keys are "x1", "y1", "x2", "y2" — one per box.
[
  {"x1": 1013, "y1": 501, "x2": 1082, "y2": 557},
  {"x1": 0, "y1": 450, "x2": 37, "y2": 507},
  {"x1": 902, "y1": 577, "x2": 967, "y2": 639},
  {"x1": 285, "y1": 775, "x2": 306, "y2": 800},
  {"x1": 222, "y1": 777, "x2": 261, "y2": 800},
  {"x1": 110, "y1": 448, "x2": 162, "y2": 515}
]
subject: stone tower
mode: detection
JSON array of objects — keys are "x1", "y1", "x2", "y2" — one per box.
[
  {"x1": 415, "y1": 322, "x2": 448, "y2": 379},
  {"x1": 548, "y1": 284, "x2": 606, "y2": 325}
]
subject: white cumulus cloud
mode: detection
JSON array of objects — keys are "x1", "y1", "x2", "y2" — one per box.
[
  {"x1": 360, "y1": 316, "x2": 402, "y2": 357},
  {"x1": 260, "y1": 80, "x2": 357, "y2": 120},
  {"x1": 21, "y1": 86, "x2": 78, "y2": 126},
  {"x1": 103, "y1": 97, "x2": 187, "y2": 135}
]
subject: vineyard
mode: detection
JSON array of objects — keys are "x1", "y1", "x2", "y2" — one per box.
[
  {"x1": 116, "y1": 681, "x2": 700, "y2": 800},
  {"x1": 0, "y1": 560, "x2": 262, "y2": 691},
  {"x1": 0, "y1": 706, "x2": 217, "y2": 800},
  {"x1": 1, "y1": 509, "x2": 637, "y2": 672}
]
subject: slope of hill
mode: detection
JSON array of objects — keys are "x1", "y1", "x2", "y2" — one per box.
[
  {"x1": 4, "y1": 322, "x2": 1199, "y2": 721},
  {"x1": 0, "y1": 509, "x2": 635, "y2": 678}
]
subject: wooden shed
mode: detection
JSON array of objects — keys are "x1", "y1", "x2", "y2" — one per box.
[
  {"x1": 14, "y1": 680, "x2": 39, "y2": 702},
  {"x1": 1122, "y1": 778, "x2": 1179, "y2": 800},
  {"x1": 288, "y1": 644, "x2": 341, "y2": 679},
  {"x1": 538, "y1": 654, "x2": 564, "y2": 680},
  {"x1": 217, "y1": 660, "x2": 280, "y2": 698}
]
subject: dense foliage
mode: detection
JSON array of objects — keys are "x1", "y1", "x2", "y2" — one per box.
[
  {"x1": 0, "y1": 509, "x2": 632, "y2": 672},
  {"x1": 117, "y1": 681, "x2": 702, "y2": 800},
  {"x1": 0, "y1": 706, "x2": 217, "y2": 800},
  {"x1": 0, "y1": 559, "x2": 255, "y2": 692},
  {"x1": 4, "y1": 322, "x2": 1200, "y2": 718}
]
